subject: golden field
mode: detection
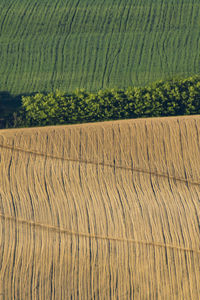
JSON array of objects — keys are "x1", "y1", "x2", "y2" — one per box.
[{"x1": 0, "y1": 115, "x2": 200, "y2": 299}]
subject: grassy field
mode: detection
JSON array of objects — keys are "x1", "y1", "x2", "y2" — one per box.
[
  {"x1": 0, "y1": 115, "x2": 200, "y2": 298},
  {"x1": 0, "y1": 0, "x2": 200, "y2": 94}
]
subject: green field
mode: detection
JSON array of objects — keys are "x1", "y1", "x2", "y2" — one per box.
[{"x1": 0, "y1": 0, "x2": 200, "y2": 94}]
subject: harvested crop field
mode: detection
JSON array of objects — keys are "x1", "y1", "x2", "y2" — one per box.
[
  {"x1": 0, "y1": 0, "x2": 200, "y2": 94},
  {"x1": 0, "y1": 115, "x2": 200, "y2": 299}
]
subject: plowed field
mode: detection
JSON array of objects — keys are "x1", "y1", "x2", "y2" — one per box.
[{"x1": 0, "y1": 115, "x2": 200, "y2": 299}]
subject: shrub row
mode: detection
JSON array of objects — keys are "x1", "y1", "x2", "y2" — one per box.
[{"x1": 11, "y1": 75, "x2": 200, "y2": 127}]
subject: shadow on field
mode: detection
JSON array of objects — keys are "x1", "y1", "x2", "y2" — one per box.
[{"x1": 0, "y1": 91, "x2": 22, "y2": 128}]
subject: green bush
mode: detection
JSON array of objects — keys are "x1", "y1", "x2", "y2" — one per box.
[{"x1": 13, "y1": 75, "x2": 200, "y2": 127}]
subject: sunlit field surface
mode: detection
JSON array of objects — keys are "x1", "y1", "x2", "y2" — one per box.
[
  {"x1": 0, "y1": 0, "x2": 200, "y2": 94},
  {"x1": 0, "y1": 115, "x2": 200, "y2": 298}
]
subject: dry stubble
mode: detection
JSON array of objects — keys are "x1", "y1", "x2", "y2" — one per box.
[{"x1": 0, "y1": 115, "x2": 200, "y2": 299}]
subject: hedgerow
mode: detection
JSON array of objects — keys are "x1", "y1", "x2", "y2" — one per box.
[{"x1": 8, "y1": 75, "x2": 200, "y2": 127}]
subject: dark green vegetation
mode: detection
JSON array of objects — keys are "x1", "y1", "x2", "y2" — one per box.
[
  {"x1": 9, "y1": 76, "x2": 200, "y2": 127},
  {"x1": 0, "y1": 0, "x2": 200, "y2": 95}
]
